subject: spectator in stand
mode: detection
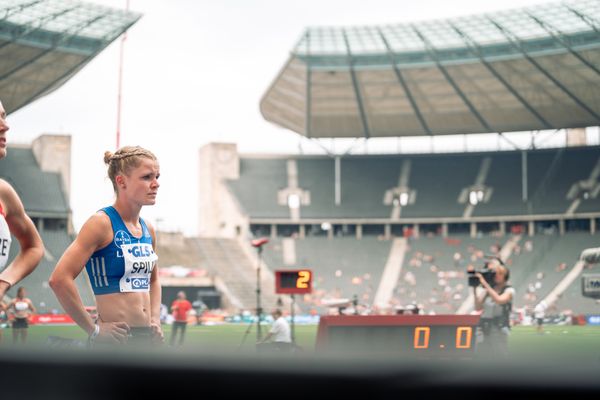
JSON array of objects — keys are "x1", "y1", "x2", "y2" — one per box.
[{"x1": 170, "y1": 291, "x2": 192, "y2": 346}]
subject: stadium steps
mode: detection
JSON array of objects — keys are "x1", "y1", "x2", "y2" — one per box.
[
  {"x1": 192, "y1": 238, "x2": 279, "y2": 312},
  {"x1": 373, "y1": 238, "x2": 407, "y2": 310}
]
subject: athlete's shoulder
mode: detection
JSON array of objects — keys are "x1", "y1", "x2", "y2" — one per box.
[
  {"x1": 0, "y1": 179, "x2": 23, "y2": 216},
  {"x1": 76, "y1": 211, "x2": 113, "y2": 246},
  {"x1": 85, "y1": 211, "x2": 112, "y2": 229}
]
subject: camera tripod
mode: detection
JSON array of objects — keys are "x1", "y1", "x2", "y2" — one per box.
[{"x1": 238, "y1": 239, "x2": 268, "y2": 350}]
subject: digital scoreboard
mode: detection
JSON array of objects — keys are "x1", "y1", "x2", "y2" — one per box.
[
  {"x1": 275, "y1": 269, "x2": 313, "y2": 295},
  {"x1": 316, "y1": 314, "x2": 480, "y2": 358},
  {"x1": 582, "y1": 274, "x2": 600, "y2": 299}
]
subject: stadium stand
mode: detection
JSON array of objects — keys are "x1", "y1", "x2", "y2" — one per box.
[
  {"x1": 261, "y1": 236, "x2": 388, "y2": 313},
  {"x1": 528, "y1": 147, "x2": 600, "y2": 214},
  {"x1": 393, "y1": 234, "x2": 503, "y2": 314},
  {"x1": 221, "y1": 145, "x2": 600, "y2": 316},
  {"x1": 230, "y1": 146, "x2": 600, "y2": 222},
  {"x1": 191, "y1": 238, "x2": 280, "y2": 313},
  {"x1": 516, "y1": 232, "x2": 600, "y2": 313},
  {"x1": 227, "y1": 158, "x2": 289, "y2": 219}
]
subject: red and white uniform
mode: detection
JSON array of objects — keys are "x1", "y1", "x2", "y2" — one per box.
[{"x1": 0, "y1": 203, "x2": 11, "y2": 271}]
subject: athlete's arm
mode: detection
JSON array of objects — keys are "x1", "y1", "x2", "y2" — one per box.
[
  {"x1": 0, "y1": 180, "x2": 44, "y2": 298},
  {"x1": 147, "y1": 222, "x2": 163, "y2": 343},
  {"x1": 27, "y1": 298, "x2": 36, "y2": 314},
  {"x1": 49, "y1": 213, "x2": 129, "y2": 343}
]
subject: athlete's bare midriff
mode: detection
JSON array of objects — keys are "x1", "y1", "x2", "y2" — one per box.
[{"x1": 95, "y1": 292, "x2": 152, "y2": 327}]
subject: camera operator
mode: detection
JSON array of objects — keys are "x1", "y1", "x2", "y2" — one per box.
[
  {"x1": 472, "y1": 258, "x2": 514, "y2": 357},
  {"x1": 580, "y1": 246, "x2": 600, "y2": 264}
]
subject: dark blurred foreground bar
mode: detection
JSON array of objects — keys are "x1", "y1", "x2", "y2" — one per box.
[{"x1": 0, "y1": 347, "x2": 599, "y2": 399}]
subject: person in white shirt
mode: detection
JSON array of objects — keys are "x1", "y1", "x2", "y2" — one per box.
[
  {"x1": 533, "y1": 301, "x2": 547, "y2": 334},
  {"x1": 257, "y1": 309, "x2": 292, "y2": 352}
]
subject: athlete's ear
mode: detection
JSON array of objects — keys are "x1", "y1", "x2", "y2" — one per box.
[{"x1": 116, "y1": 175, "x2": 126, "y2": 189}]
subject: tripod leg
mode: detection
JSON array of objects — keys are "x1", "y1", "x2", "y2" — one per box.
[{"x1": 238, "y1": 321, "x2": 254, "y2": 350}]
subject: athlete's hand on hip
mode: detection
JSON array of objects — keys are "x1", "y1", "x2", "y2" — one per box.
[
  {"x1": 97, "y1": 321, "x2": 130, "y2": 344},
  {"x1": 150, "y1": 322, "x2": 164, "y2": 345}
]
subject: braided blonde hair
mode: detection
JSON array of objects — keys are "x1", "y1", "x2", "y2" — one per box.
[{"x1": 104, "y1": 146, "x2": 157, "y2": 192}]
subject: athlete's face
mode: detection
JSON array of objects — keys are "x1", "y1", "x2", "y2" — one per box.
[
  {"x1": 120, "y1": 157, "x2": 160, "y2": 205},
  {"x1": 0, "y1": 101, "x2": 9, "y2": 160}
]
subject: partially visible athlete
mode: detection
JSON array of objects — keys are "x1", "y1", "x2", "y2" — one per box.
[
  {"x1": 7, "y1": 287, "x2": 35, "y2": 344},
  {"x1": 0, "y1": 99, "x2": 44, "y2": 306}
]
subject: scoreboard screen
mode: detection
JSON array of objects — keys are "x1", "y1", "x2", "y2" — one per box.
[
  {"x1": 275, "y1": 269, "x2": 312, "y2": 295},
  {"x1": 316, "y1": 314, "x2": 480, "y2": 358}
]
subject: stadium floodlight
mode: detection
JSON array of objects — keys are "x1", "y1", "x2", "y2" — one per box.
[
  {"x1": 400, "y1": 192, "x2": 409, "y2": 206},
  {"x1": 287, "y1": 194, "x2": 300, "y2": 209},
  {"x1": 469, "y1": 190, "x2": 484, "y2": 205}
]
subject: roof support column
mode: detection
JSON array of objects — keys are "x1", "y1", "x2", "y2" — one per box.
[
  {"x1": 377, "y1": 27, "x2": 431, "y2": 135},
  {"x1": 342, "y1": 29, "x2": 371, "y2": 139},
  {"x1": 451, "y1": 23, "x2": 552, "y2": 129},
  {"x1": 0, "y1": 12, "x2": 110, "y2": 83},
  {"x1": 528, "y1": 13, "x2": 600, "y2": 78},
  {"x1": 412, "y1": 25, "x2": 493, "y2": 133},
  {"x1": 488, "y1": 17, "x2": 600, "y2": 122},
  {"x1": 304, "y1": 30, "x2": 312, "y2": 138}
]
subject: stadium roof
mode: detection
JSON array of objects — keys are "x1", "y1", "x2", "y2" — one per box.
[
  {"x1": 260, "y1": 0, "x2": 600, "y2": 138},
  {"x1": 0, "y1": 0, "x2": 141, "y2": 114}
]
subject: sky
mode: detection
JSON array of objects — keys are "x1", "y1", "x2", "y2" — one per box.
[{"x1": 8, "y1": 0, "x2": 553, "y2": 236}]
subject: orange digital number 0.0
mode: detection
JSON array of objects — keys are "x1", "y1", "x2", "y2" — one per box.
[
  {"x1": 455, "y1": 326, "x2": 472, "y2": 349},
  {"x1": 414, "y1": 327, "x2": 430, "y2": 349},
  {"x1": 296, "y1": 270, "x2": 311, "y2": 289}
]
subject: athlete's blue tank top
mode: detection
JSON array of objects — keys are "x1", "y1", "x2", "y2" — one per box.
[{"x1": 85, "y1": 206, "x2": 157, "y2": 295}]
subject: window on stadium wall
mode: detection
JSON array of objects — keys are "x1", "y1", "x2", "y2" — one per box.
[
  {"x1": 306, "y1": 224, "x2": 328, "y2": 237},
  {"x1": 250, "y1": 224, "x2": 271, "y2": 237},
  {"x1": 477, "y1": 222, "x2": 500, "y2": 236},
  {"x1": 566, "y1": 219, "x2": 590, "y2": 232},
  {"x1": 362, "y1": 224, "x2": 385, "y2": 237},
  {"x1": 44, "y1": 218, "x2": 67, "y2": 231},
  {"x1": 447, "y1": 223, "x2": 469, "y2": 236},
  {"x1": 391, "y1": 224, "x2": 415, "y2": 238},
  {"x1": 535, "y1": 220, "x2": 560, "y2": 235},
  {"x1": 333, "y1": 224, "x2": 355, "y2": 237},
  {"x1": 278, "y1": 224, "x2": 300, "y2": 238},
  {"x1": 421, "y1": 223, "x2": 442, "y2": 236},
  {"x1": 507, "y1": 221, "x2": 526, "y2": 235}
]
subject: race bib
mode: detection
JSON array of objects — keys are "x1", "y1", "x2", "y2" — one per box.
[
  {"x1": 119, "y1": 243, "x2": 157, "y2": 292},
  {"x1": 0, "y1": 215, "x2": 11, "y2": 271}
]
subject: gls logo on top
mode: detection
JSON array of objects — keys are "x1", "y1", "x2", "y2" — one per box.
[
  {"x1": 127, "y1": 244, "x2": 155, "y2": 274},
  {"x1": 127, "y1": 245, "x2": 154, "y2": 258}
]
